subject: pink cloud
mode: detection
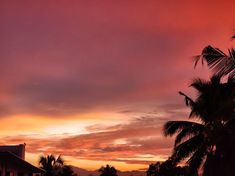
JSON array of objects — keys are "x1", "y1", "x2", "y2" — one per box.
[
  {"x1": 0, "y1": 0, "x2": 234, "y2": 170},
  {"x1": 1, "y1": 0, "x2": 234, "y2": 117}
]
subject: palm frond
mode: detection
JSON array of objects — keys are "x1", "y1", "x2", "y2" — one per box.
[
  {"x1": 210, "y1": 75, "x2": 222, "y2": 84},
  {"x1": 172, "y1": 134, "x2": 204, "y2": 163},
  {"x1": 201, "y1": 45, "x2": 227, "y2": 65},
  {"x1": 227, "y1": 73, "x2": 235, "y2": 83},
  {"x1": 187, "y1": 143, "x2": 208, "y2": 174},
  {"x1": 194, "y1": 55, "x2": 203, "y2": 69},
  {"x1": 163, "y1": 121, "x2": 203, "y2": 137},
  {"x1": 179, "y1": 91, "x2": 195, "y2": 107},
  {"x1": 190, "y1": 78, "x2": 209, "y2": 92},
  {"x1": 56, "y1": 155, "x2": 64, "y2": 166},
  {"x1": 174, "y1": 124, "x2": 204, "y2": 146},
  {"x1": 39, "y1": 156, "x2": 47, "y2": 168},
  {"x1": 195, "y1": 45, "x2": 235, "y2": 76},
  {"x1": 178, "y1": 91, "x2": 201, "y2": 119}
]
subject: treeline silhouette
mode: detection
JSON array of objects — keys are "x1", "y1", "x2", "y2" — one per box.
[
  {"x1": 39, "y1": 155, "x2": 118, "y2": 176},
  {"x1": 98, "y1": 165, "x2": 118, "y2": 176},
  {"x1": 39, "y1": 155, "x2": 77, "y2": 176},
  {"x1": 146, "y1": 158, "x2": 189, "y2": 176}
]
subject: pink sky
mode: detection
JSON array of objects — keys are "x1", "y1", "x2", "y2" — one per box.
[{"x1": 0, "y1": 0, "x2": 235, "y2": 171}]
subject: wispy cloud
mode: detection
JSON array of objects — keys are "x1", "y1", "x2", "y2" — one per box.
[
  {"x1": 0, "y1": 0, "x2": 228, "y2": 117},
  {"x1": 0, "y1": 0, "x2": 234, "y2": 170},
  {"x1": 0, "y1": 117, "x2": 173, "y2": 165}
]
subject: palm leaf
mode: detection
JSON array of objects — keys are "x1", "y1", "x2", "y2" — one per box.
[
  {"x1": 56, "y1": 155, "x2": 64, "y2": 166},
  {"x1": 174, "y1": 124, "x2": 204, "y2": 146},
  {"x1": 195, "y1": 45, "x2": 235, "y2": 77},
  {"x1": 179, "y1": 91, "x2": 195, "y2": 107},
  {"x1": 187, "y1": 143, "x2": 208, "y2": 173},
  {"x1": 163, "y1": 121, "x2": 203, "y2": 137},
  {"x1": 173, "y1": 134, "x2": 204, "y2": 163}
]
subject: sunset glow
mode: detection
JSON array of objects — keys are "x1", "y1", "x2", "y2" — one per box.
[{"x1": 1, "y1": 0, "x2": 235, "y2": 171}]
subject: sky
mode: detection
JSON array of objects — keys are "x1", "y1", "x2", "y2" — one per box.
[{"x1": 0, "y1": 0, "x2": 235, "y2": 171}]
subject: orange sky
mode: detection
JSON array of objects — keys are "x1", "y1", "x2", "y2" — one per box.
[{"x1": 0, "y1": 0, "x2": 235, "y2": 171}]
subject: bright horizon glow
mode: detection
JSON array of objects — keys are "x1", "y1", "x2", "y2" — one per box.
[{"x1": 1, "y1": 0, "x2": 234, "y2": 171}]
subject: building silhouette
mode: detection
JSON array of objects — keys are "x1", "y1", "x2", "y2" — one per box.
[{"x1": 0, "y1": 144, "x2": 44, "y2": 176}]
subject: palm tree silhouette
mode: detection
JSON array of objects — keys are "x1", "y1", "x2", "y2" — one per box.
[
  {"x1": 194, "y1": 35, "x2": 235, "y2": 77},
  {"x1": 98, "y1": 165, "x2": 118, "y2": 176},
  {"x1": 163, "y1": 75, "x2": 235, "y2": 176},
  {"x1": 39, "y1": 154, "x2": 64, "y2": 176}
]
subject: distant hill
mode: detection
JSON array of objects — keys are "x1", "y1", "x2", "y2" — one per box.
[{"x1": 70, "y1": 166, "x2": 145, "y2": 176}]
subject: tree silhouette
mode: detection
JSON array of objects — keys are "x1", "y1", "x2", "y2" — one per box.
[
  {"x1": 146, "y1": 158, "x2": 189, "y2": 176},
  {"x1": 39, "y1": 155, "x2": 64, "y2": 176},
  {"x1": 98, "y1": 165, "x2": 118, "y2": 176},
  {"x1": 146, "y1": 162, "x2": 160, "y2": 176},
  {"x1": 194, "y1": 35, "x2": 235, "y2": 78},
  {"x1": 163, "y1": 75, "x2": 235, "y2": 176},
  {"x1": 60, "y1": 166, "x2": 77, "y2": 176},
  {"x1": 39, "y1": 154, "x2": 77, "y2": 176}
]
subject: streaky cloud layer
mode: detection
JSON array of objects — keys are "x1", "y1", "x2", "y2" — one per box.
[{"x1": 0, "y1": 0, "x2": 234, "y2": 170}]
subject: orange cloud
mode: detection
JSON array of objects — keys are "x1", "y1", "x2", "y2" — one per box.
[
  {"x1": 0, "y1": 117, "x2": 173, "y2": 170},
  {"x1": 0, "y1": 0, "x2": 234, "y2": 171}
]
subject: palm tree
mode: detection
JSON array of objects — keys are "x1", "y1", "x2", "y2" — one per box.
[
  {"x1": 39, "y1": 154, "x2": 64, "y2": 176},
  {"x1": 98, "y1": 165, "x2": 118, "y2": 176},
  {"x1": 163, "y1": 75, "x2": 235, "y2": 176},
  {"x1": 194, "y1": 35, "x2": 235, "y2": 77}
]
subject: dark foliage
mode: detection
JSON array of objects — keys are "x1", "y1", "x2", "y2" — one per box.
[
  {"x1": 59, "y1": 166, "x2": 77, "y2": 176},
  {"x1": 163, "y1": 75, "x2": 235, "y2": 176},
  {"x1": 98, "y1": 164, "x2": 118, "y2": 176},
  {"x1": 194, "y1": 34, "x2": 235, "y2": 78},
  {"x1": 39, "y1": 154, "x2": 77, "y2": 176},
  {"x1": 146, "y1": 158, "x2": 190, "y2": 176}
]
